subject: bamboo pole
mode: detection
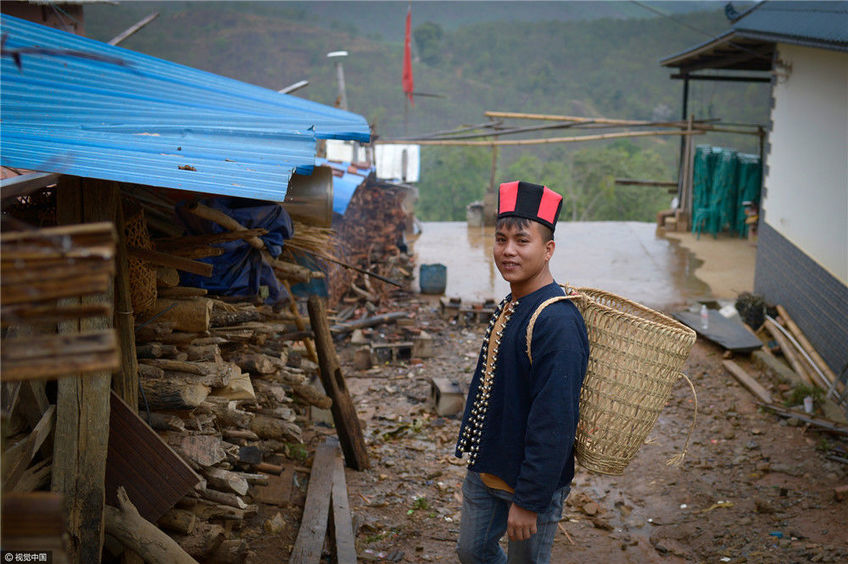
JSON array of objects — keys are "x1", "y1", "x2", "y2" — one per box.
[
  {"x1": 376, "y1": 129, "x2": 703, "y2": 147},
  {"x1": 184, "y1": 203, "x2": 264, "y2": 249},
  {"x1": 764, "y1": 318, "x2": 814, "y2": 387},
  {"x1": 775, "y1": 306, "x2": 841, "y2": 394},
  {"x1": 484, "y1": 110, "x2": 662, "y2": 125},
  {"x1": 692, "y1": 124, "x2": 765, "y2": 136}
]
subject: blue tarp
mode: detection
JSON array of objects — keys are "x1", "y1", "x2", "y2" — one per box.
[{"x1": 175, "y1": 198, "x2": 294, "y2": 303}]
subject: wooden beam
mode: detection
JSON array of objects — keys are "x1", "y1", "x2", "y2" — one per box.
[
  {"x1": 127, "y1": 247, "x2": 214, "y2": 277},
  {"x1": 330, "y1": 443, "x2": 357, "y2": 564},
  {"x1": 722, "y1": 359, "x2": 772, "y2": 404},
  {"x1": 307, "y1": 295, "x2": 370, "y2": 470},
  {"x1": 51, "y1": 176, "x2": 114, "y2": 564},
  {"x1": 764, "y1": 318, "x2": 814, "y2": 386}
]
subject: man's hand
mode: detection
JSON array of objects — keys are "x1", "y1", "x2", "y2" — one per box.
[{"x1": 507, "y1": 503, "x2": 538, "y2": 541}]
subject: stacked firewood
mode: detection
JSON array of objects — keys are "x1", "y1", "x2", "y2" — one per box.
[
  {"x1": 134, "y1": 296, "x2": 330, "y2": 561},
  {"x1": 329, "y1": 180, "x2": 416, "y2": 307}
]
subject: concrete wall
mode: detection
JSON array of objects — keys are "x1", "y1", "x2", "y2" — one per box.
[{"x1": 761, "y1": 44, "x2": 848, "y2": 284}]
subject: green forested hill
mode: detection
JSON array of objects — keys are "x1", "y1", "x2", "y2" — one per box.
[{"x1": 84, "y1": 1, "x2": 769, "y2": 221}]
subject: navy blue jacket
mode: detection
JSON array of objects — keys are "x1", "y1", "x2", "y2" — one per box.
[{"x1": 455, "y1": 282, "x2": 589, "y2": 514}]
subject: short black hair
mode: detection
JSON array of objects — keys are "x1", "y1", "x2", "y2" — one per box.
[{"x1": 495, "y1": 216, "x2": 554, "y2": 242}]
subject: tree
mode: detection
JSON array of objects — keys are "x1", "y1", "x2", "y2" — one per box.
[
  {"x1": 413, "y1": 22, "x2": 444, "y2": 66},
  {"x1": 416, "y1": 146, "x2": 491, "y2": 221},
  {"x1": 569, "y1": 141, "x2": 672, "y2": 221}
]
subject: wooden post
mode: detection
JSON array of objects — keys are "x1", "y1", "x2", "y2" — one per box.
[
  {"x1": 52, "y1": 176, "x2": 114, "y2": 564},
  {"x1": 282, "y1": 280, "x2": 319, "y2": 364},
  {"x1": 306, "y1": 295, "x2": 370, "y2": 470},
  {"x1": 113, "y1": 196, "x2": 139, "y2": 411}
]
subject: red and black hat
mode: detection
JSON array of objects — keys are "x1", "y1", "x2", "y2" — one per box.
[{"x1": 497, "y1": 181, "x2": 563, "y2": 232}]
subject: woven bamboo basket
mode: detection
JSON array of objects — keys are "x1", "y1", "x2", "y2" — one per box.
[
  {"x1": 124, "y1": 208, "x2": 157, "y2": 316},
  {"x1": 571, "y1": 287, "x2": 697, "y2": 475}
]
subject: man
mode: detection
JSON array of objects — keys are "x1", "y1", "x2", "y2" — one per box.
[{"x1": 455, "y1": 181, "x2": 589, "y2": 564}]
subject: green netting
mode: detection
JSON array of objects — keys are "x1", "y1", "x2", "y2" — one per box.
[
  {"x1": 711, "y1": 149, "x2": 739, "y2": 234},
  {"x1": 735, "y1": 153, "x2": 762, "y2": 236},
  {"x1": 691, "y1": 145, "x2": 761, "y2": 238},
  {"x1": 692, "y1": 145, "x2": 713, "y2": 211}
]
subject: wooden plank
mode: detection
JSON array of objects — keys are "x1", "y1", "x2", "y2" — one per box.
[
  {"x1": 722, "y1": 360, "x2": 773, "y2": 404},
  {"x1": 105, "y1": 391, "x2": 201, "y2": 523},
  {"x1": 51, "y1": 176, "x2": 115, "y2": 564},
  {"x1": 1, "y1": 303, "x2": 112, "y2": 325},
  {"x1": 3, "y1": 330, "x2": 117, "y2": 360},
  {"x1": 307, "y1": 295, "x2": 370, "y2": 470},
  {"x1": 330, "y1": 443, "x2": 357, "y2": 564},
  {"x1": 290, "y1": 439, "x2": 337, "y2": 562},
  {"x1": 0, "y1": 221, "x2": 115, "y2": 245},
  {"x1": 673, "y1": 310, "x2": 762, "y2": 352},
  {"x1": 1, "y1": 331, "x2": 119, "y2": 382},
  {"x1": 1, "y1": 492, "x2": 65, "y2": 538},
  {"x1": 1, "y1": 272, "x2": 112, "y2": 305},
  {"x1": 2, "y1": 405, "x2": 55, "y2": 491},
  {"x1": 254, "y1": 466, "x2": 294, "y2": 506},
  {"x1": 1, "y1": 259, "x2": 114, "y2": 286}
]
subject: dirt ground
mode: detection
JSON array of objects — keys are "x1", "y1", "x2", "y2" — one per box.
[{"x1": 243, "y1": 292, "x2": 848, "y2": 563}]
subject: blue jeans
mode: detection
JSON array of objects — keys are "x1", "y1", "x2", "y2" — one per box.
[{"x1": 456, "y1": 471, "x2": 569, "y2": 564}]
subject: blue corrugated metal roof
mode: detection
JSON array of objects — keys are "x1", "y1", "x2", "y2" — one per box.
[
  {"x1": 733, "y1": 1, "x2": 848, "y2": 49},
  {"x1": 0, "y1": 15, "x2": 371, "y2": 201}
]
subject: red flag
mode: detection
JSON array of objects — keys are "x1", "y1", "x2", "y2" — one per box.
[{"x1": 402, "y1": 4, "x2": 414, "y2": 106}]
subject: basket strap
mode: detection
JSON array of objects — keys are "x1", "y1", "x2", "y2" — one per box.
[
  {"x1": 525, "y1": 294, "x2": 579, "y2": 365},
  {"x1": 666, "y1": 372, "x2": 698, "y2": 467}
]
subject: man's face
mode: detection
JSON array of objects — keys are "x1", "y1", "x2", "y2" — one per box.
[{"x1": 493, "y1": 220, "x2": 554, "y2": 287}]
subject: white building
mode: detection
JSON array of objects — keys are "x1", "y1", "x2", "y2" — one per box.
[{"x1": 662, "y1": 1, "x2": 848, "y2": 393}]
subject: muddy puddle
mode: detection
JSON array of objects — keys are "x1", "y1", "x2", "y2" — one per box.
[{"x1": 412, "y1": 221, "x2": 711, "y2": 311}]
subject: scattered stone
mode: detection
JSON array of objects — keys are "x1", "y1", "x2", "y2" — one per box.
[
  {"x1": 755, "y1": 498, "x2": 776, "y2": 514},
  {"x1": 263, "y1": 512, "x2": 285, "y2": 534}
]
